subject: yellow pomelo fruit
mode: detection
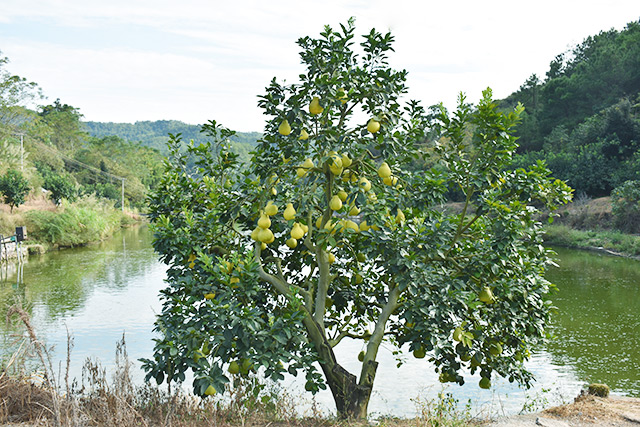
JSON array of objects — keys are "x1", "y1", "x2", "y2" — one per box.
[
  {"x1": 341, "y1": 153, "x2": 352, "y2": 168},
  {"x1": 230, "y1": 277, "x2": 239, "y2": 284},
  {"x1": 338, "y1": 88, "x2": 348, "y2": 104},
  {"x1": 278, "y1": 119, "x2": 291, "y2": 135},
  {"x1": 204, "y1": 293, "x2": 216, "y2": 300},
  {"x1": 204, "y1": 385, "x2": 217, "y2": 395},
  {"x1": 453, "y1": 327, "x2": 463, "y2": 342},
  {"x1": 377, "y1": 162, "x2": 391, "y2": 179},
  {"x1": 344, "y1": 220, "x2": 359, "y2": 233},
  {"x1": 283, "y1": 203, "x2": 296, "y2": 220},
  {"x1": 222, "y1": 260, "x2": 233, "y2": 274},
  {"x1": 383, "y1": 176, "x2": 394, "y2": 186},
  {"x1": 358, "y1": 351, "x2": 365, "y2": 362},
  {"x1": 367, "y1": 118, "x2": 380, "y2": 134},
  {"x1": 300, "y1": 223, "x2": 309, "y2": 234},
  {"x1": 330, "y1": 195, "x2": 343, "y2": 211},
  {"x1": 257, "y1": 228, "x2": 274, "y2": 243},
  {"x1": 309, "y1": 97, "x2": 323, "y2": 115},
  {"x1": 299, "y1": 129, "x2": 309, "y2": 140},
  {"x1": 337, "y1": 190, "x2": 348, "y2": 202},
  {"x1": 479, "y1": 286, "x2": 495, "y2": 303},
  {"x1": 413, "y1": 346, "x2": 426, "y2": 359},
  {"x1": 258, "y1": 213, "x2": 271, "y2": 229},
  {"x1": 303, "y1": 158, "x2": 314, "y2": 168},
  {"x1": 329, "y1": 152, "x2": 342, "y2": 168},
  {"x1": 251, "y1": 227, "x2": 261, "y2": 241},
  {"x1": 359, "y1": 220, "x2": 370, "y2": 231},
  {"x1": 330, "y1": 164, "x2": 343, "y2": 176},
  {"x1": 291, "y1": 223, "x2": 304, "y2": 240},
  {"x1": 265, "y1": 231, "x2": 275, "y2": 244},
  {"x1": 327, "y1": 252, "x2": 335, "y2": 264},
  {"x1": 286, "y1": 237, "x2": 297, "y2": 248},
  {"x1": 358, "y1": 177, "x2": 371, "y2": 192},
  {"x1": 324, "y1": 220, "x2": 335, "y2": 232},
  {"x1": 348, "y1": 205, "x2": 360, "y2": 216},
  {"x1": 271, "y1": 187, "x2": 277, "y2": 196},
  {"x1": 228, "y1": 361, "x2": 240, "y2": 375},
  {"x1": 297, "y1": 158, "x2": 314, "y2": 178},
  {"x1": 261, "y1": 242, "x2": 267, "y2": 250},
  {"x1": 355, "y1": 273, "x2": 363, "y2": 284},
  {"x1": 264, "y1": 202, "x2": 278, "y2": 216},
  {"x1": 396, "y1": 209, "x2": 405, "y2": 224}
]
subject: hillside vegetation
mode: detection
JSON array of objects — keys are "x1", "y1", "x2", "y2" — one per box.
[
  {"x1": 83, "y1": 120, "x2": 261, "y2": 161},
  {"x1": 501, "y1": 20, "x2": 640, "y2": 199}
]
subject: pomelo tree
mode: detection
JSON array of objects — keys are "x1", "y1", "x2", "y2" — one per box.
[{"x1": 143, "y1": 20, "x2": 572, "y2": 419}]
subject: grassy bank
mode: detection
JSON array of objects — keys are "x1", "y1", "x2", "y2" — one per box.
[
  {"x1": 542, "y1": 196, "x2": 640, "y2": 258},
  {"x1": 544, "y1": 224, "x2": 640, "y2": 257},
  {"x1": 0, "y1": 195, "x2": 139, "y2": 250}
]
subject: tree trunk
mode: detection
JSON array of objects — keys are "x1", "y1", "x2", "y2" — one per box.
[{"x1": 320, "y1": 359, "x2": 378, "y2": 419}]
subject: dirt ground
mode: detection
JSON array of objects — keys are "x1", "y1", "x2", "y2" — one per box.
[{"x1": 486, "y1": 393, "x2": 640, "y2": 426}]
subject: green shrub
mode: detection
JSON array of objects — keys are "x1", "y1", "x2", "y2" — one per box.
[
  {"x1": 611, "y1": 180, "x2": 640, "y2": 233},
  {"x1": 25, "y1": 196, "x2": 125, "y2": 246},
  {"x1": 43, "y1": 172, "x2": 77, "y2": 205}
]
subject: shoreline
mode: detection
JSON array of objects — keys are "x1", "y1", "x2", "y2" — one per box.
[{"x1": 543, "y1": 224, "x2": 640, "y2": 261}]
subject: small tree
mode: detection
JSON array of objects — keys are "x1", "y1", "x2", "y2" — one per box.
[
  {"x1": 143, "y1": 21, "x2": 572, "y2": 419},
  {"x1": 0, "y1": 169, "x2": 30, "y2": 212}
]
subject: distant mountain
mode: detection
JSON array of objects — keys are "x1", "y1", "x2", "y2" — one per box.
[{"x1": 83, "y1": 120, "x2": 262, "y2": 160}]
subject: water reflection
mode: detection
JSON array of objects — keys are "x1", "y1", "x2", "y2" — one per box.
[
  {"x1": 0, "y1": 225, "x2": 167, "y2": 383},
  {"x1": 545, "y1": 247, "x2": 640, "y2": 396},
  {"x1": 0, "y1": 231, "x2": 638, "y2": 418}
]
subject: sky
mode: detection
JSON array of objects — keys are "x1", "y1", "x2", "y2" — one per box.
[{"x1": 1, "y1": 0, "x2": 639, "y2": 132}]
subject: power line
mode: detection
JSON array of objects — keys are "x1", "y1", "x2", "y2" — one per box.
[
  {"x1": 33, "y1": 141, "x2": 125, "y2": 181},
  {"x1": 31, "y1": 140, "x2": 126, "y2": 211}
]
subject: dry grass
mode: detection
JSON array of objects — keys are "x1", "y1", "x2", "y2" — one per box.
[
  {"x1": 543, "y1": 392, "x2": 640, "y2": 425},
  {"x1": 1, "y1": 303, "x2": 480, "y2": 427}
]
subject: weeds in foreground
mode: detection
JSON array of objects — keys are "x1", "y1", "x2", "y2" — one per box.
[
  {"x1": 2, "y1": 303, "x2": 480, "y2": 426},
  {"x1": 410, "y1": 391, "x2": 474, "y2": 427}
]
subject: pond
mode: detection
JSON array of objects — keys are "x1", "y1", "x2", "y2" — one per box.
[{"x1": 0, "y1": 225, "x2": 638, "y2": 417}]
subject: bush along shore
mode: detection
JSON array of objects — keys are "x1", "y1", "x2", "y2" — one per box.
[
  {"x1": 542, "y1": 196, "x2": 640, "y2": 259},
  {"x1": 0, "y1": 194, "x2": 141, "y2": 255}
]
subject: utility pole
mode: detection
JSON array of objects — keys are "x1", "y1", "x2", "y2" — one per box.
[
  {"x1": 20, "y1": 134, "x2": 23, "y2": 171},
  {"x1": 12, "y1": 133, "x2": 25, "y2": 171},
  {"x1": 121, "y1": 178, "x2": 125, "y2": 212}
]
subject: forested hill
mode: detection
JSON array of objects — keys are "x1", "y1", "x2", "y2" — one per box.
[
  {"x1": 501, "y1": 20, "x2": 640, "y2": 197},
  {"x1": 83, "y1": 120, "x2": 261, "y2": 159}
]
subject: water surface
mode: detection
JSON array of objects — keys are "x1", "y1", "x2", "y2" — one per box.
[{"x1": 1, "y1": 228, "x2": 638, "y2": 417}]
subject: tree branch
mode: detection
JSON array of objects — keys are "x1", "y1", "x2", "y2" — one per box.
[{"x1": 358, "y1": 285, "x2": 401, "y2": 387}]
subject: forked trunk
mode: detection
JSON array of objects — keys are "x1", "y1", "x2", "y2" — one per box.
[{"x1": 320, "y1": 359, "x2": 378, "y2": 419}]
